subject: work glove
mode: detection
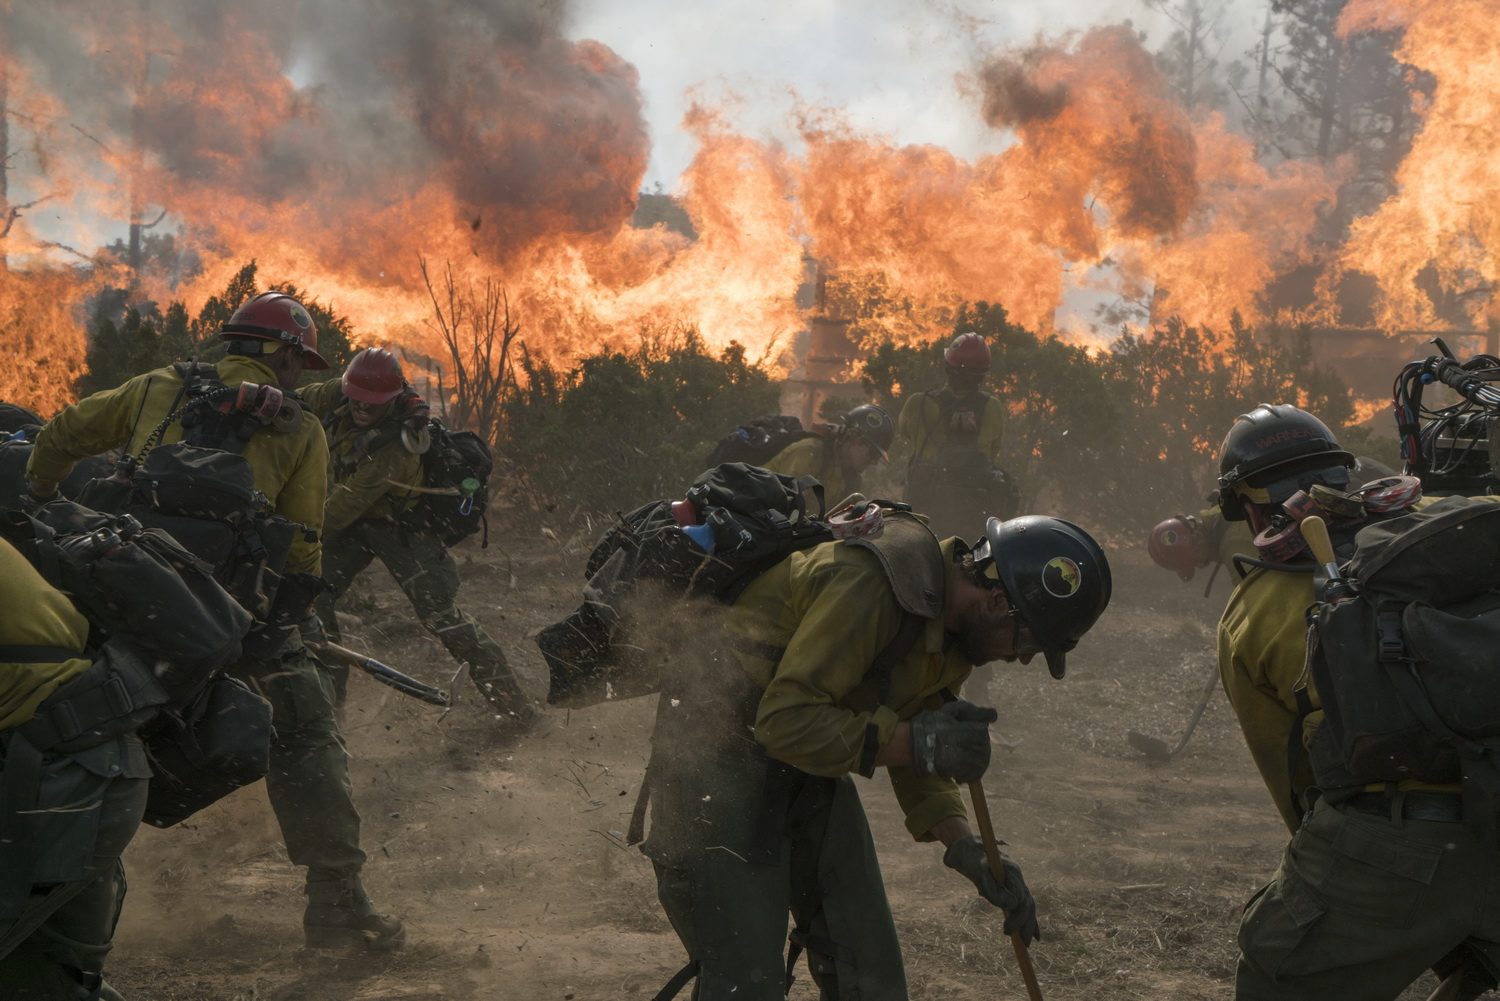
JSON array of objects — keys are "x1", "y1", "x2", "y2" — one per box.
[
  {"x1": 395, "y1": 384, "x2": 431, "y2": 433},
  {"x1": 20, "y1": 478, "x2": 58, "y2": 511},
  {"x1": 299, "y1": 612, "x2": 329, "y2": 650},
  {"x1": 909, "y1": 700, "x2": 997, "y2": 783},
  {"x1": 944, "y1": 835, "x2": 1041, "y2": 946}
]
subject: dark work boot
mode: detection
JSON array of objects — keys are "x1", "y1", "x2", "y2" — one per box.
[
  {"x1": 303, "y1": 871, "x2": 406, "y2": 951},
  {"x1": 471, "y1": 662, "x2": 540, "y2": 725}
]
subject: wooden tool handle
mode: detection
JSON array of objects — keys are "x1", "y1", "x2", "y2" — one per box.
[
  {"x1": 968, "y1": 781, "x2": 1045, "y2": 1001},
  {"x1": 1300, "y1": 514, "x2": 1337, "y2": 566}
]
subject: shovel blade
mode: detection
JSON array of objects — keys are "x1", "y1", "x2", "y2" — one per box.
[
  {"x1": 447, "y1": 663, "x2": 471, "y2": 708},
  {"x1": 1126, "y1": 729, "x2": 1173, "y2": 761}
]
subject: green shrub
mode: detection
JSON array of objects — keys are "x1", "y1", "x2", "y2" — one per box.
[{"x1": 498, "y1": 327, "x2": 781, "y2": 519}]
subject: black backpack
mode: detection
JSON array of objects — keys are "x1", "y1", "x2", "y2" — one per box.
[
  {"x1": 71, "y1": 363, "x2": 314, "y2": 653},
  {"x1": 0, "y1": 429, "x2": 113, "y2": 511},
  {"x1": 1305, "y1": 496, "x2": 1500, "y2": 837},
  {"x1": 706, "y1": 415, "x2": 820, "y2": 467},
  {"x1": 0, "y1": 499, "x2": 271, "y2": 830},
  {"x1": 0, "y1": 500, "x2": 254, "y2": 705},
  {"x1": 0, "y1": 402, "x2": 44, "y2": 435},
  {"x1": 538, "y1": 463, "x2": 834, "y2": 706},
  {"x1": 403, "y1": 420, "x2": 493, "y2": 547}
]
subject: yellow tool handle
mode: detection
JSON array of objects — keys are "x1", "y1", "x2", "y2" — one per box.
[
  {"x1": 1300, "y1": 514, "x2": 1338, "y2": 567},
  {"x1": 968, "y1": 781, "x2": 1045, "y2": 1001}
]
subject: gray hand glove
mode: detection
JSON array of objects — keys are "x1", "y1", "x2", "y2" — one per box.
[
  {"x1": 909, "y1": 700, "x2": 998, "y2": 782},
  {"x1": 299, "y1": 613, "x2": 329, "y2": 650},
  {"x1": 943, "y1": 834, "x2": 1041, "y2": 946}
]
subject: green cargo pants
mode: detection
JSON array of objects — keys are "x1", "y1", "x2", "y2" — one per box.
[
  {"x1": 316, "y1": 520, "x2": 527, "y2": 711},
  {"x1": 230, "y1": 647, "x2": 365, "y2": 876},
  {"x1": 642, "y1": 744, "x2": 908, "y2": 1001},
  {"x1": 1236, "y1": 795, "x2": 1500, "y2": 1000},
  {"x1": 0, "y1": 735, "x2": 149, "y2": 999}
]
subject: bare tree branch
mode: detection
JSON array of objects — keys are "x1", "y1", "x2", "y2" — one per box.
[{"x1": 420, "y1": 256, "x2": 522, "y2": 447}]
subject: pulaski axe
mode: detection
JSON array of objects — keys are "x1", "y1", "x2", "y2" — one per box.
[
  {"x1": 312, "y1": 640, "x2": 468, "y2": 709},
  {"x1": 968, "y1": 780, "x2": 1046, "y2": 1001}
]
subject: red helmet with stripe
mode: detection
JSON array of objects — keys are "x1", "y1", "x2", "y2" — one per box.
[{"x1": 219, "y1": 292, "x2": 330, "y2": 370}]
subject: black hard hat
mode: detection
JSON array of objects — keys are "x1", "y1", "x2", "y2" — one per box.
[
  {"x1": 0, "y1": 402, "x2": 44, "y2": 435},
  {"x1": 843, "y1": 403, "x2": 895, "y2": 459},
  {"x1": 1216, "y1": 404, "x2": 1354, "y2": 522},
  {"x1": 971, "y1": 515, "x2": 1112, "y2": 680}
]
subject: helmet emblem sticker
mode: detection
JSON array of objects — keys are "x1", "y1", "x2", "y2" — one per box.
[
  {"x1": 1042, "y1": 556, "x2": 1081, "y2": 598},
  {"x1": 289, "y1": 303, "x2": 312, "y2": 329}
]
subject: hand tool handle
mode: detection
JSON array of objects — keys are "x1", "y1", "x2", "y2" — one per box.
[{"x1": 968, "y1": 781, "x2": 1045, "y2": 1001}]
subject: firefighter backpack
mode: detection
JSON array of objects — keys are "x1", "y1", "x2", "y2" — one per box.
[{"x1": 1306, "y1": 495, "x2": 1500, "y2": 838}]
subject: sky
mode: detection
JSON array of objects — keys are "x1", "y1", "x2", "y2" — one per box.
[{"x1": 570, "y1": 0, "x2": 1268, "y2": 190}]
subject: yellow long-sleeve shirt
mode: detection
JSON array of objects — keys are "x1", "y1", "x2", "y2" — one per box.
[
  {"x1": 300, "y1": 379, "x2": 422, "y2": 535},
  {"x1": 1217, "y1": 496, "x2": 1481, "y2": 833},
  {"x1": 0, "y1": 537, "x2": 93, "y2": 730},
  {"x1": 897, "y1": 389, "x2": 1005, "y2": 466},
  {"x1": 762, "y1": 436, "x2": 856, "y2": 510},
  {"x1": 27, "y1": 356, "x2": 329, "y2": 575},
  {"x1": 723, "y1": 536, "x2": 973, "y2": 840}
]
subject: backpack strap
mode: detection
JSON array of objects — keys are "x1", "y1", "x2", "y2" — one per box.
[
  {"x1": 792, "y1": 473, "x2": 826, "y2": 520},
  {"x1": 0, "y1": 645, "x2": 84, "y2": 663},
  {"x1": 1286, "y1": 686, "x2": 1316, "y2": 827},
  {"x1": 856, "y1": 612, "x2": 927, "y2": 777}
]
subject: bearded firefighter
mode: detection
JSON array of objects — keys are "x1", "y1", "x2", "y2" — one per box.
[
  {"x1": 897, "y1": 333, "x2": 1013, "y2": 536},
  {"x1": 24, "y1": 293, "x2": 404, "y2": 951},
  {"x1": 640, "y1": 511, "x2": 1111, "y2": 999},
  {"x1": 301, "y1": 348, "x2": 535, "y2": 720}
]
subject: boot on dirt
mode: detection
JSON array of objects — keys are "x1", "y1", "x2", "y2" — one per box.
[
  {"x1": 303, "y1": 870, "x2": 406, "y2": 951},
  {"x1": 472, "y1": 664, "x2": 541, "y2": 726}
]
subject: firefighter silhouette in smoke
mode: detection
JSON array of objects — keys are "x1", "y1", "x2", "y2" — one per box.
[
  {"x1": 897, "y1": 332, "x2": 1014, "y2": 537},
  {"x1": 301, "y1": 347, "x2": 536, "y2": 721}
]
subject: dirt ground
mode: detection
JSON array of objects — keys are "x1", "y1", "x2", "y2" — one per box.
[{"x1": 107, "y1": 519, "x2": 1451, "y2": 1001}]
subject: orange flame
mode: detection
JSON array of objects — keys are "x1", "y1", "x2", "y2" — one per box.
[
  {"x1": 4, "y1": 5, "x2": 1474, "y2": 420},
  {"x1": 1333, "y1": 0, "x2": 1500, "y2": 330}
]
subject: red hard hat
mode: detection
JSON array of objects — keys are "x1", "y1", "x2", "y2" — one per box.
[
  {"x1": 1147, "y1": 516, "x2": 1200, "y2": 581},
  {"x1": 219, "y1": 292, "x2": 330, "y2": 370},
  {"x1": 342, "y1": 347, "x2": 405, "y2": 405},
  {"x1": 944, "y1": 332, "x2": 991, "y2": 373}
]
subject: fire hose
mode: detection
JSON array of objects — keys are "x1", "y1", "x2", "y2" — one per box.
[{"x1": 968, "y1": 780, "x2": 1046, "y2": 1001}]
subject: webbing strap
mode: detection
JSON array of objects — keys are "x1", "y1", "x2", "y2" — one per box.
[
  {"x1": 0, "y1": 878, "x2": 91, "y2": 962},
  {"x1": 785, "y1": 927, "x2": 855, "y2": 995},
  {"x1": 857, "y1": 613, "x2": 926, "y2": 777},
  {"x1": 1286, "y1": 687, "x2": 1316, "y2": 828},
  {"x1": 626, "y1": 770, "x2": 651, "y2": 846},
  {"x1": 0, "y1": 732, "x2": 45, "y2": 920},
  {"x1": 651, "y1": 960, "x2": 700, "y2": 1001},
  {"x1": 0, "y1": 645, "x2": 84, "y2": 664}
]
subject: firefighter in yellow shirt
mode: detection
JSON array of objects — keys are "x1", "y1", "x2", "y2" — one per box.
[
  {"x1": 640, "y1": 512, "x2": 1112, "y2": 1000},
  {"x1": 897, "y1": 333, "x2": 1010, "y2": 537},
  {"x1": 25, "y1": 293, "x2": 403, "y2": 951},
  {"x1": 1214, "y1": 404, "x2": 1496, "y2": 1000},
  {"x1": 761, "y1": 404, "x2": 894, "y2": 509},
  {"x1": 302, "y1": 348, "x2": 534, "y2": 719},
  {"x1": 0, "y1": 537, "x2": 147, "y2": 1001}
]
